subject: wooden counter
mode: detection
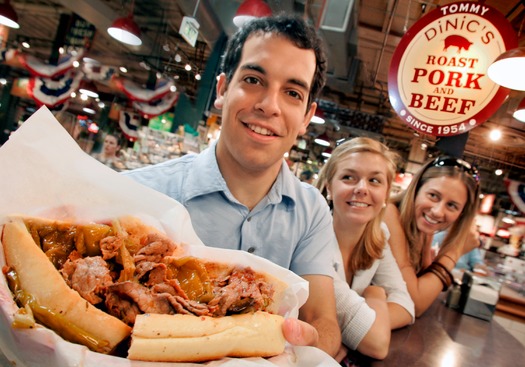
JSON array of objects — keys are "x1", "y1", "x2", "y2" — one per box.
[
  {"x1": 346, "y1": 294, "x2": 525, "y2": 367},
  {"x1": 497, "y1": 285, "x2": 525, "y2": 319}
]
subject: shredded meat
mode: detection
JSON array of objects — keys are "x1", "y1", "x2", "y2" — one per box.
[
  {"x1": 100, "y1": 236, "x2": 122, "y2": 260},
  {"x1": 106, "y1": 282, "x2": 173, "y2": 324},
  {"x1": 60, "y1": 256, "x2": 113, "y2": 305},
  {"x1": 36, "y1": 219, "x2": 276, "y2": 327},
  {"x1": 209, "y1": 267, "x2": 274, "y2": 316},
  {"x1": 134, "y1": 234, "x2": 177, "y2": 263}
]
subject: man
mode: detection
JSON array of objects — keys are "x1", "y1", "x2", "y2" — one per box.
[{"x1": 125, "y1": 15, "x2": 344, "y2": 358}]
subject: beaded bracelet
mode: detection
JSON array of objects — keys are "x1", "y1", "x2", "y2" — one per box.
[
  {"x1": 422, "y1": 261, "x2": 454, "y2": 291},
  {"x1": 427, "y1": 267, "x2": 449, "y2": 291},
  {"x1": 432, "y1": 261, "x2": 454, "y2": 286},
  {"x1": 442, "y1": 254, "x2": 457, "y2": 266}
]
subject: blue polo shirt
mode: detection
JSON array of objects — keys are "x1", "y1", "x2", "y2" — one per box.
[{"x1": 124, "y1": 142, "x2": 338, "y2": 277}]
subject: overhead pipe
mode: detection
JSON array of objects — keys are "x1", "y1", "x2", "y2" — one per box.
[{"x1": 372, "y1": 0, "x2": 400, "y2": 87}]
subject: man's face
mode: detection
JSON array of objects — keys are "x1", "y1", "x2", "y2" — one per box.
[{"x1": 214, "y1": 33, "x2": 317, "y2": 175}]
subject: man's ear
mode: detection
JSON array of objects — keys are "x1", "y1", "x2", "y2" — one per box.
[
  {"x1": 299, "y1": 102, "x2": 317, "y2": 136},
  {"x1": 214, "y1": 73, "x2": 228, "y2": 110}
]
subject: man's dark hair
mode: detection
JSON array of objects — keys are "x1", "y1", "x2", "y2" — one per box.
[{"x1": 220, "y1": 14, "x2": 327, "y2": 108}]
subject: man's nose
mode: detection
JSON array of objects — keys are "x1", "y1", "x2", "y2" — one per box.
[{"x1": 254, "y1": 89, "x2": 281, "y2": 116}]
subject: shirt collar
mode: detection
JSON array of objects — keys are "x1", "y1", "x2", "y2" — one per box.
[{"x1": 182, "y1": 140, "x2": 297, "y2": 209}]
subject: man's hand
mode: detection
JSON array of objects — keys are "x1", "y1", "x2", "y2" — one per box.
[{"x1": 282, "y1": 318, "x2": 319, "y2": 347}]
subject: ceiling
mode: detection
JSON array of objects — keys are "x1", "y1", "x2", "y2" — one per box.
[{"x1": 3, "y1": 0, "x2": 525, "y2": 213}]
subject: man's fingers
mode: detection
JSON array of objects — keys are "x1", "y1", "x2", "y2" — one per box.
[{"x1": 282, "y1": 318, "x2": 319, "y2": 347}]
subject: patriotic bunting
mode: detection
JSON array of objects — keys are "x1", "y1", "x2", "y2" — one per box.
[
  {"x1": 27, "y1": 70, "x2": 82, "y2": 107},
  {"x1": 119, "y1": 110, "x2": 141, "y2": 141},
  {"x1": 132, "y1": 92, "x2": 179, "y2": 118},
  {"x1": 82, "y1": 62, "x2": 116, "y2": 81},
  {"x1": 116, "y1": 77, "x2": 174, "y2": 102},
  {"x1": 18, "y1": 49, "x2": 85, "y2": 78}
]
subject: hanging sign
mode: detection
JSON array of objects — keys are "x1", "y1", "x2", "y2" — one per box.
[
  {"x1": 389, "y1": 1, "x2": 518, "y2": 137},
  {"x1": 179, "y1": 16, "x2": 200, "y2": 47},
  {"x1": 65, "y1": 14, "x2": 96, "y2": 49}
]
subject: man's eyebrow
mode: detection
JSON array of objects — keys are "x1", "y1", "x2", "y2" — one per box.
[
  {"x1": 240, "y1": 64, "x2": 265, "y2": 74},
  {"x1": 240, "y1": 64, "x2": 310, "y2": 91}
]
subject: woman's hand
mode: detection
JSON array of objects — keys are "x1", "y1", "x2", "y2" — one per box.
[{"x1": 461, "y1": 226, "x2": 481, "y2": 256}]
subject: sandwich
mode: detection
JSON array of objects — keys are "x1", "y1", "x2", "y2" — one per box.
[{"x1": 1, "y1": 215, "x2": 288, "y2": 362}]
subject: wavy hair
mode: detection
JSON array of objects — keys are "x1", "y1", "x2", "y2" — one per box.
[
  {"x1": 392, "y1": 157, "x2": 481, "y2": 272},
  {"x1": 316, "y1": 137, "x2": 400, "y2": 272}
]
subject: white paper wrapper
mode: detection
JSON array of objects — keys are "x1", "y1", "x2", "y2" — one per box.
[{"x1": 0, "y1": 107, "x2": 340, "y2": 367}]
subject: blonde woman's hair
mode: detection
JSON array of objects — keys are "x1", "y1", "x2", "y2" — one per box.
[
  {"x1": 392, "y1": 157, "x2": 481, "y2": 272},
  {"x1": 315, "y1": 137, "x2": 400, "y2": 272}
]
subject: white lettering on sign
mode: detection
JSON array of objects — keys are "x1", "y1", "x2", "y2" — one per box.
[{"x1": 440, "y1": 4, "x2": 489, "y2": 16}]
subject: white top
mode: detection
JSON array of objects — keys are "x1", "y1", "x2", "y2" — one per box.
[
  {"x1": 334, "y1": 223, "x2": 415, "y2": 345},
  {"x1": 350, "y1": 224, "x2": 415, "y2": 323}
]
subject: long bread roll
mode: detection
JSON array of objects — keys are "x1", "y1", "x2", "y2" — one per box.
[
  {"x1": 128, "y1": 311, "x2": 286, "y2": 362},
  {"x1": 1, "y1": 218, "x2": 131, "y2": 354}
]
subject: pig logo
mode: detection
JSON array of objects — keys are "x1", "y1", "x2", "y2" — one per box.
[{"x1": 443, "y1": 35, "x2": 473, "y2": 53}]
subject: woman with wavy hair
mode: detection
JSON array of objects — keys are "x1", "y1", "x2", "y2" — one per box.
[{"x1": 384, "y1": 156, "x2": 481, "y2": 316}]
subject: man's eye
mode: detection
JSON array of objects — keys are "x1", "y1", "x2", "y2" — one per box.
[
  {"x1": 244, "y1": 76, "x2": 260, "y2": 84},
  {"x1": 287, "y1": 90, "x2": 303, "y2": 100}
]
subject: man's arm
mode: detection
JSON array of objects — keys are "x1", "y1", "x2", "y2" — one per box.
[{"x1": 294, "y1": 274, "x2": 341, "y2": 357}]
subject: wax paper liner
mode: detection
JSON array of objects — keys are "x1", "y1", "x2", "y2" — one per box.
[{"x1": 0, "y1": 106, "x2": 339, "y2": 367}]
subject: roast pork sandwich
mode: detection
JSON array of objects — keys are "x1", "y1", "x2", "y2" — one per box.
[{"x1": 0, "y1": 215, "x2": 288, "y2": 362}]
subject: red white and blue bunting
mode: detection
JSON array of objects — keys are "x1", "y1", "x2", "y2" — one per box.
[
  {"x1": 18, "y1": 49, "x2": 85, "y2": 78},
  {"x1": 132, "y1": 92, "x2": 179, "y2": 119},
  {"x1": 82, "y1": 62, "x2": 115, "y2": 81},
  {"x1": 118, "y1": 110, "x2": 141, "y2": 141},
  {"x1": 117, "y1": 77, "x2": 174, "y2": 102},
  {"x1": 27, "y1": 70, "x2": 82, "y2": 108}
]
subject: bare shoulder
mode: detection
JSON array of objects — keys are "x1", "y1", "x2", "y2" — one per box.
[{"x1": 384, "y1": 203, "x2": 400, "y2": 224}]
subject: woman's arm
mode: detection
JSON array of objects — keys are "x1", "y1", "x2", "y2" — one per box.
[
  {"x1": 357, "y1": 285, "x2": 391, "y2": 360},
  {"x1": 384, "y1": 204, "x2": 448, "y2": 317},
  {"x1": 334, "y1": 276, "x2": 390, "y2": 360},
  {"x1": 373, "y1": 243, "x2": 414, "y2": 329}
]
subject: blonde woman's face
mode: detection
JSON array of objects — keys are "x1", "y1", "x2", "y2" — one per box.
[
  {"x1": 328, "y1": 152, "x2": 390, "y2": 228},
  {"x1": 414, "y1": 175, "x2": 467, "y2": 235}
]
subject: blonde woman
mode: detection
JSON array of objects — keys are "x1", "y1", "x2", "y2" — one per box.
[{"x1": 316, "y1": 137, "x2": 414, "y2": 361}]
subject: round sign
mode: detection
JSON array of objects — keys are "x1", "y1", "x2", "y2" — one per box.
[{"x1": 388, "y1": 1, "x2": 518, "y2": 136}]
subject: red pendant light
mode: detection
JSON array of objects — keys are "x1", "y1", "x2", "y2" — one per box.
[
  {"x1": 314, "y1": 132, "x2": 331, "y2": 147},
  {"x1": 107, "y1": 0, "x2": 142, "y2": 46},
  {"x1": 233, "y1": 0, "x2": 272, "y2": 27},
  {"x1": 0, "y1": 0, "x2": 19, "y2": 29},
  {"x1": 487, "y1": 47, "x2": 525, "y2": 91},
  {"x1": 513, "y1": 97, "x2": 525, "y2": 123}
]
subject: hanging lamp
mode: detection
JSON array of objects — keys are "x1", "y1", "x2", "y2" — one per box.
[
  {"x1": 78, "y1": 79, "x2": 99, "y2": 99},
  {"x1": 107, "y1": 0, "x2": 142, "y2": 46},
  {"x1": 314, "y1": 132, "x2": 331, "y2": 147},
  {"x1": 233, "y1": 0, "x2": 272, "y2": 28},
  {"x1": 513, "y1": 97, "x2": 525, "y2": 122},
  {"x1": 0, "y1": 0, "x2": 19, "y2": 29},
  {"x1": 321, "y1": 147, "x2": 333, "y2": 158},
  {"x1": 310, "y1": 109, "x2": 326, "y2": 124},
  {"x1": 487, "y1": 47, "x2": 525, "y2": 91}
]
